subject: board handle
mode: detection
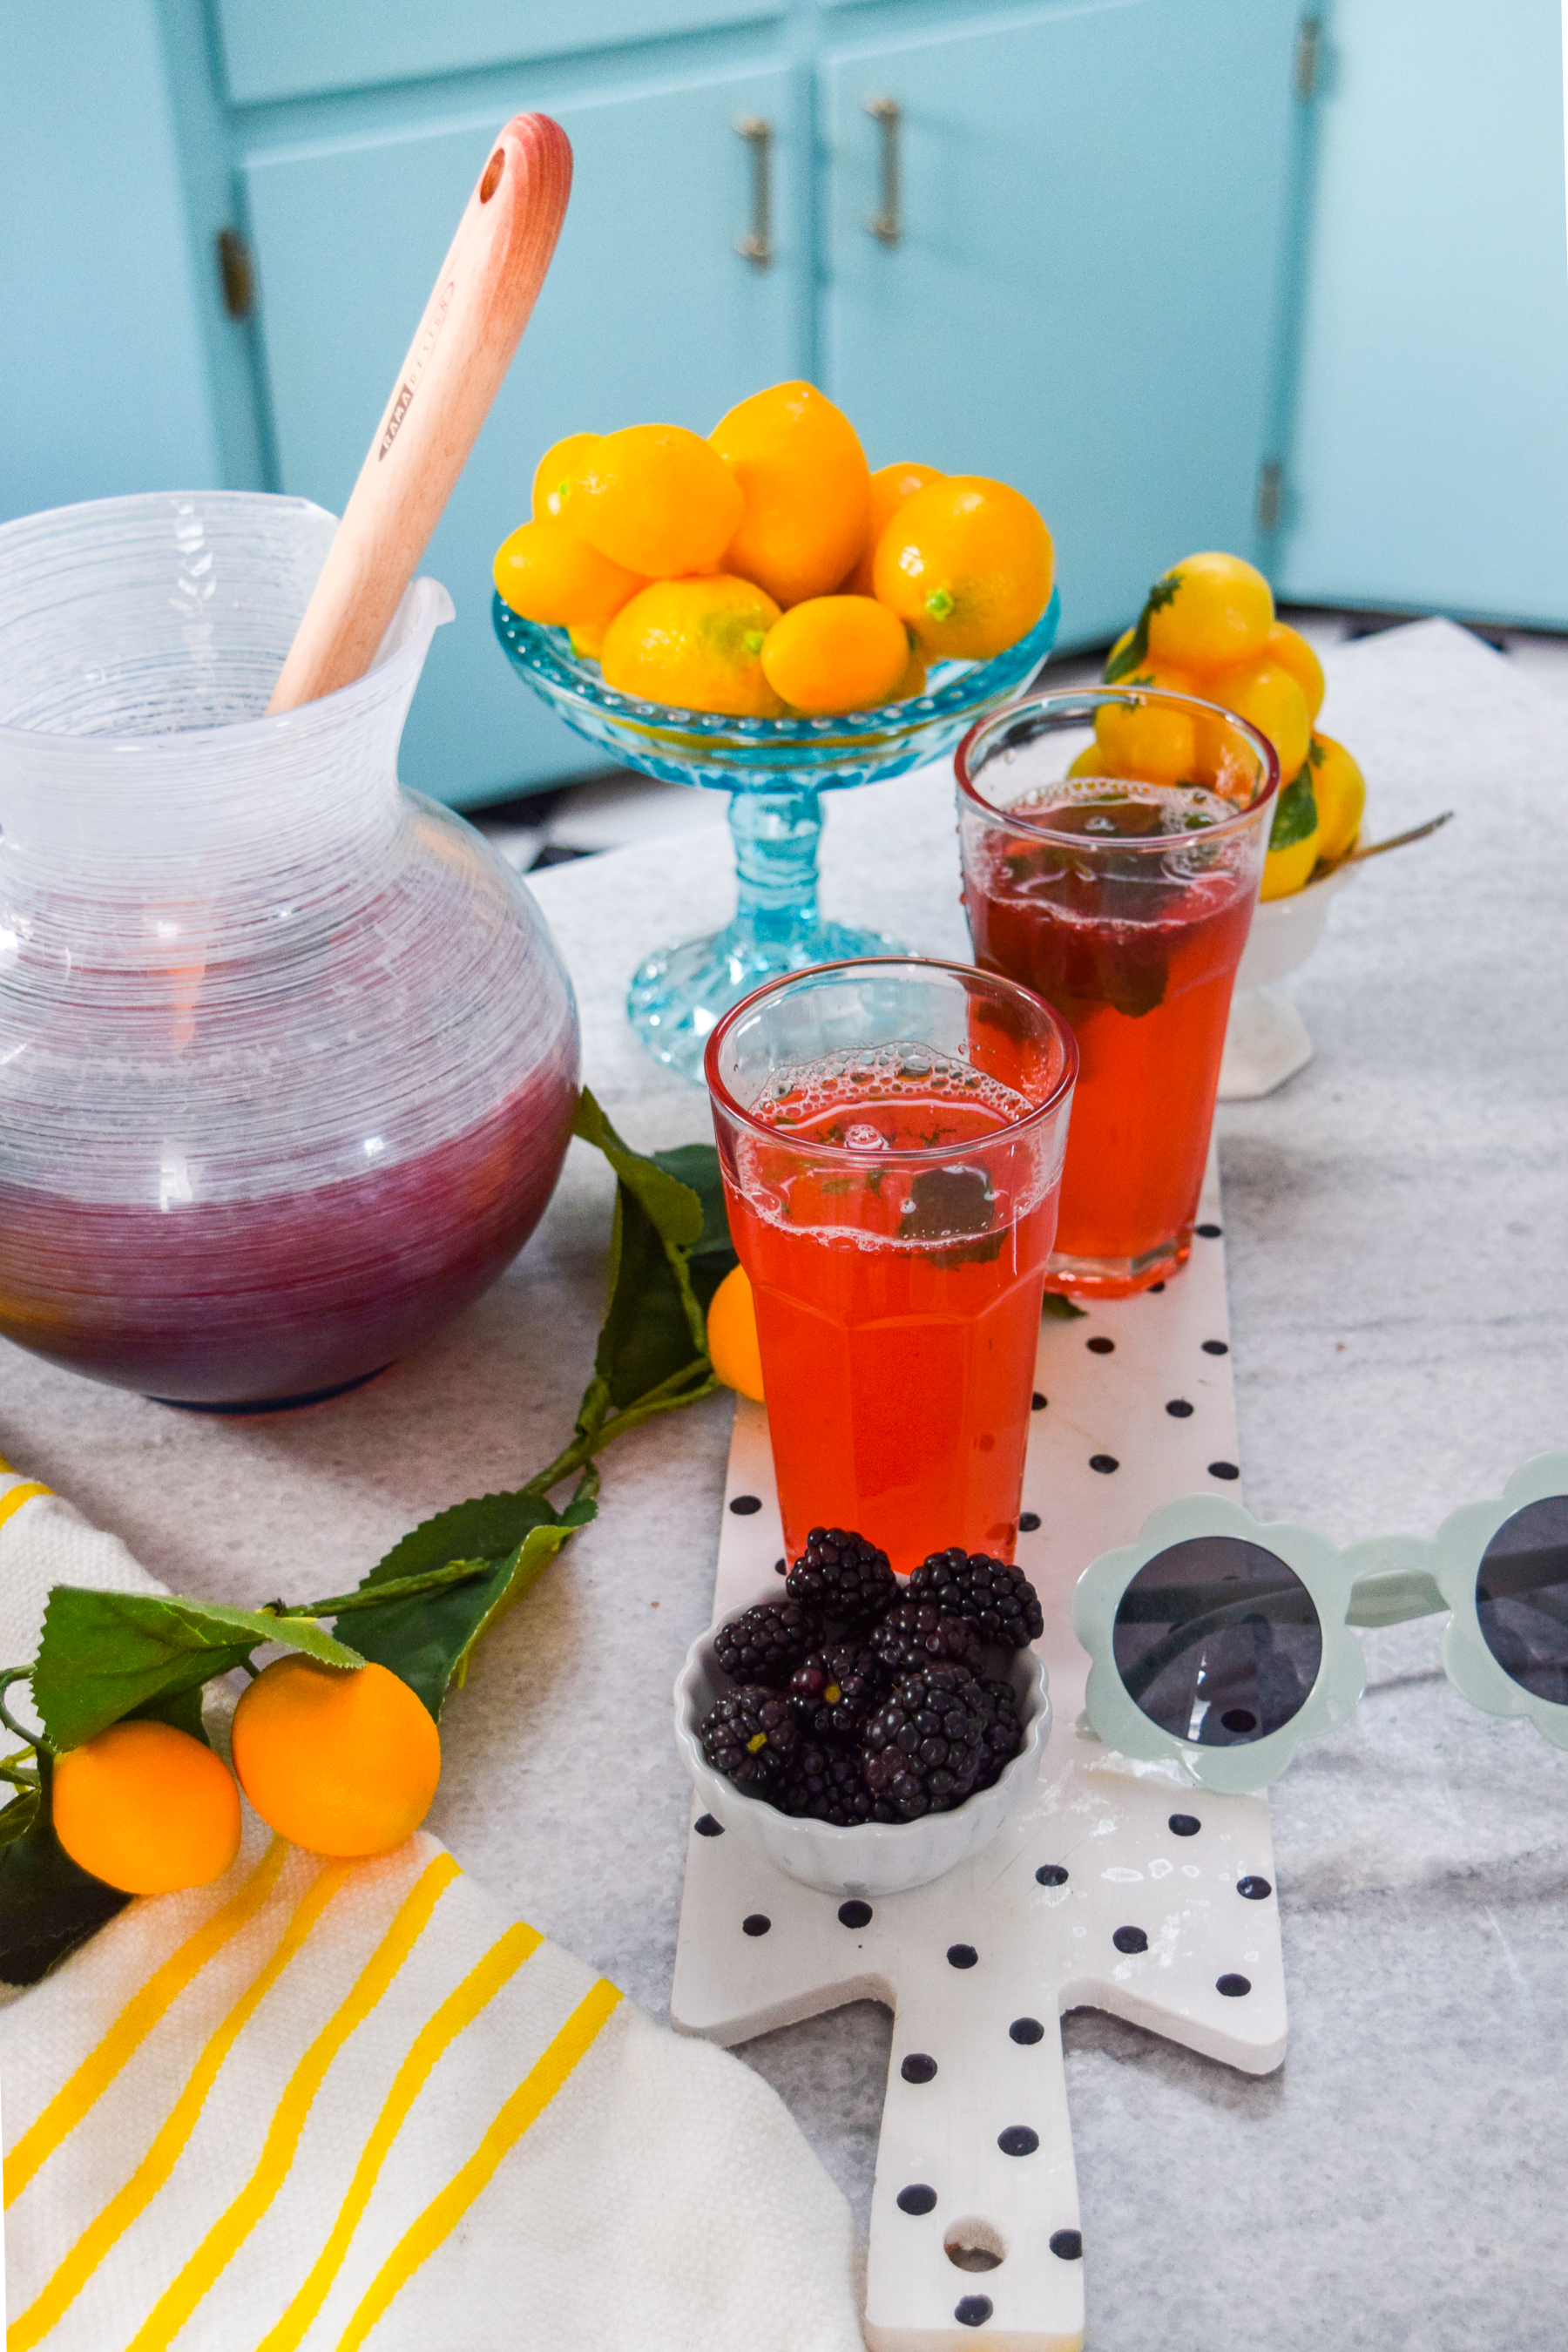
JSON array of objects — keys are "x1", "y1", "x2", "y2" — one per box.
[{"x1": 267, "y1": 112, "x2": 572, "y2": 716}]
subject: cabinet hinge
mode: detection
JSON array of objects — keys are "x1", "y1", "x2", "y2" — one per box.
[
  {"x1": 216, "y1": 227, "x2": 255, "y2": 321},
  {"x1": 1257, "y1": 461, "x2": 1284, "y2": 533},
  {"x1": 1293, "y1": 14, "x2": 1322, "y2": 104}
]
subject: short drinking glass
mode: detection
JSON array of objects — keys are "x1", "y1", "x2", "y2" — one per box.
[
  {"x1": 705, "y1": 958, "x2": 1077, "y2": 1572},
  {"x1": 956, "y1": 691, "x2": 1278, "y2": 1297}
]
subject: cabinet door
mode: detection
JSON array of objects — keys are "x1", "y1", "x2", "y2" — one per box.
[
  {"x1": 245, "y1": 68, "x2": 801, "y2": 804},
  {"x1": 821, "y1": 0, "x2": 1298, "y2": 649}
]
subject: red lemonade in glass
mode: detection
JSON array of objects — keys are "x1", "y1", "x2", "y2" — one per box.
[
  {"x1": 958, "y1": 695, "x2": 1277, "y2": 1297},
  {"x1": 706, "y1": 961, "x2": 1075, "y2": 1572}
]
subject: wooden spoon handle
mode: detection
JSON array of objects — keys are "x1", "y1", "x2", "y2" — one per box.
[{"x1": 267, "y1": 112, "x2": 572, "y2": 716}]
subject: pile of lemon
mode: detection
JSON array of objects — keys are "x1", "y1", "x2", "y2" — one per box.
[
  {"x1": 1090, "y1": 551, "x2": 1365, "y2": 901},
  {"x1": 494, "y1": 381, "x2": 1054, "y2": 720}
]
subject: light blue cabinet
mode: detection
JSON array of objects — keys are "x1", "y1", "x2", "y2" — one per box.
[
  {"x1": 17, "y1": 2, "x2": 1560, "y2": 806},
  {"x1": 244, "y1": 65, "x2": 803, "y2": 801},
  {"x1": 821, "y1": 0, "x2": 1300, "y2": 648}
]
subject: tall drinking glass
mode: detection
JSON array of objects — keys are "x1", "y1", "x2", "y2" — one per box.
[
  {"x1": 956, "y1": 690, "x2": 1278, "y2": 1299},
  {"x1": 705, "y1": 958, "x2": 1077, "y2": 1572}
]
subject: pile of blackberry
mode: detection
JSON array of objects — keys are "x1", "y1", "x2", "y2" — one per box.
[{"x1": 696, "y1": 1530, "x2": 1041, "y2": 1825}]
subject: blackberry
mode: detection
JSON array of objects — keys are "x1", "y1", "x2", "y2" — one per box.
[
  {"x1": 907, "y1": 1548, "x2": 1044, "y2": 1649},
  {"x1": 869, "y1": 1603, "x2": 983, "y2": 1678},
  {"x1": 860, "y1": 1663, "x2": 1005, "y2": 1821},
  {"x1": 713, "y1": 1600, "x2": 814, "y2": 1688},
  {"x1": 971, "y1": 1677, "x2": 1024, "y2": 1789},
  {"x1": 698, "y1": 1685, "x2": 800, "y2": 1790},
  {"x1": 775, "y1": 1740, "x2": 892, "y2": 1826},
  {"x1": 787, "y1": 1641, "x2": 885, "y2": 1739},
  {"x1": 785, "y1": 1527, "x2": 898, "y2": 1629}
]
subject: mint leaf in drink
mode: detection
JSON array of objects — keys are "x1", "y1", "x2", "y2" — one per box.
[
  {"x1": 31, "y1": 1591, "x2": 363, "y2": 1752},
  {"x1": 1269, "y1": 760, "x2": 1319, "y2": 850},
  {"x1": 900, "y1": 1166, "x2": 1004, "y2": 1267}
]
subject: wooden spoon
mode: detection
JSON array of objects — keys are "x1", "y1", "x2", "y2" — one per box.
[{"x1": 267, "y1": 112, "x2": 572, "y2": 716}]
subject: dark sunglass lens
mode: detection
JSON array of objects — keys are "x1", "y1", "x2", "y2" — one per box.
[
  {"x1": 1112, "y1": 1537, "x2": 1323, "y2": 1747},
  {"x1": 1475, "y1": 1496, "x2": 1568, "y2": 1706}
]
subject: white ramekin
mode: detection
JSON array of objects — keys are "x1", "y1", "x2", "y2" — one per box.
[{"x1": 673, "y1": 1612, "x2": 1050, "y2": 1898}]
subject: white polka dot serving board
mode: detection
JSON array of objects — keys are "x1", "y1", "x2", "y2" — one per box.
[{"x1": 671, "y1": 1154, "x2": 1284, "y2": 2352}]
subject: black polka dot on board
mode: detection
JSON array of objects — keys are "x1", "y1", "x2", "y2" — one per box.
[
  {"x1": 955, "y1": 2295, "x2": 994, "y2": 2328},
  {"x1": 1196, "y1": 1222, "x2": 1223, "y2": 1239},
  {"x1": 1208, "y1": 1461, "x2": 1240, "y2": 1481},
  {"x1": 839, "y1": 1899, "x2": 873, "y2": 1930},
  {"x1": 1238, "y1": 1875, "x2": 1274, "y2": 1901},
  {"x1": 694, "y1": 1815, "x2": 724, "y2": 1837},
  {"x1": 1166, "y1": 1398, "x2": 1194, "y2": 1418},
  {"x1": 729, "y1": 1494, "x2": 762, "y2": 1515},
  {"x1": 897, "y1": 2184, "x2": 937, "y2": 2216},
  {"x1": 1031, "y1": 1392, "x2": 1048, "y2": 1410},
  {"x1": 998, "y1": 2125, "x2": 1039, "y2": 2156},
  {"x1": 1201, "y1": 1339, "x2": 1229, "y2": 1356},
  {"x1": 1217, "y1": 1972, "x2": 1252, "y2": 1997},
  {"x1": 1051, "y1": 2229, "x2": 1084, "y2": 2261},
  {"x1": 1089, "y1": 1454, "x2": 1119, "y2": 1475},
  {"x1": 902, "y1": 2053, "x2": 938, "y2": 2084},
  {"x1": 1086, "y1": 1335, "x2": 1115, "y2": 1355},
  {"x1": 742, "y1": 1914, "x2": 771, "y2": 1936},
  {"x1": 1168, "y1": 1813, "x2": 1201, "y2": 1837},
  {"x1": 947, "y1": 1943, "x2": 978, "y2": 1970},
  {"x1": 1036, "y1": 1864, "x2": 1068, "y2": 1887},
  {"x1": 1010, "y1": 2017, "x2": 1044, "y2": 2044},
  {"x1": 1017, "y1": 1511, "x2": 1041, "y2": 1532},
  {"x1": 1112, "y1": 1925, "x2": 1148, "y2": 1955},
  {"x1": 1147, "y1": 1281, "x2": 1166, "y2": 1293}
]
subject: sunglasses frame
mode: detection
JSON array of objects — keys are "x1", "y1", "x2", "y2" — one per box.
[{"x1": 1072, "y1": 1450, "x2": 1568, "y2": 1791}]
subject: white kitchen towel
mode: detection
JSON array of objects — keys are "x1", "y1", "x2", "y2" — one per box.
[{"x1": 0, "y1": 1465, "x2": 864, "y2": 2351}]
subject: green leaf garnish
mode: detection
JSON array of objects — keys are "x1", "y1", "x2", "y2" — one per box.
[
  {"x1": 1269, "y1": 760, "x2": 1319, "y2": 850},
  {"x1": 1103, "y1": 571, "x2": 1181, "y2": 682}
]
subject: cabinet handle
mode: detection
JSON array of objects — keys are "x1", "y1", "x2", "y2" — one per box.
[
  {"x1": 864, "y1": 97, "x2": 902, "y2": 246},
  {"x1": 734, "y1": 117, "x2": 773, "y2": 268}
]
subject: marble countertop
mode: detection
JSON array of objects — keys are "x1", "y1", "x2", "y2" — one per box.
[{"x1": 3, "y1": 618, "x2": 1565, "y2": 2349}]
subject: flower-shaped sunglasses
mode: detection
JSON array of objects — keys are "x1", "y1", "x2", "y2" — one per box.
[{"x1": 1072, "y1": 1450, "x2": 1568, "y2": 1791}]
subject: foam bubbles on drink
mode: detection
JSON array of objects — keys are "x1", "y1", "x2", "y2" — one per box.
[{"x1": 754, "y1": 1042, "x2": 1035, "y2": 1133}]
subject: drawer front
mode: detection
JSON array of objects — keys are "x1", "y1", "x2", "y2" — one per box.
[{"x1": 217, "y1": 0, "x2": 784, "y2": 107}]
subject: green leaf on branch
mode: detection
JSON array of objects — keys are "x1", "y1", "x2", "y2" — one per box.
[
  {"x1": 0, "y1": 1764, "x2": 131, "y2": 1987},
  {"x1": 347, "y1": 1476, "x2": 598, "y2": 1720},
  {"x1": 31, "y1": 1591, "x2": 363, "y2": 1753}
]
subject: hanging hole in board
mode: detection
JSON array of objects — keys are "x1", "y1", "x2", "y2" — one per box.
[
  {"x1": 945, "y1": 2217, "x2": 1006, "y2": 2272},
  {"x1": 1112, "y1": 1535, "x2": 1322, "y2": 1746},
  {"x1": 1475, "y1": 1494, "x2": 1568, "y2": 1705}
]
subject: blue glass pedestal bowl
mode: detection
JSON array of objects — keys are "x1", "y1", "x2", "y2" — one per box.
[{"x1": 494, "y1": 589, "x2": 1060, "y2": 1079}]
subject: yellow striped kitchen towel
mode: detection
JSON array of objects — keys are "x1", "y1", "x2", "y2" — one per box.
[{"x1": 0, "y1": 1466, "x2": 863, "y2": 2351}]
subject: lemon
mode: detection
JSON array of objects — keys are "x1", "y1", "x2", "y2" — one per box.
[
  {"x1": 1309, "y1": 733, "x2": 1366, "y2": 862},
  {"x1": 706, "y1": 1263, "x2": 764, "y2": 1403},
  {"x1": 1145, "y1": 551, "x2": 1274, "y2": 672}
]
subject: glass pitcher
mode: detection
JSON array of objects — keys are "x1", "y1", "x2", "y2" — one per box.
[{"x1": 0, "y1": 491, "x2": 579, "y2": 1409}]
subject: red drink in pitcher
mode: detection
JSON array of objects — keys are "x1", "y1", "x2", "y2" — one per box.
[{"x1": 706, "y1": 962, "x2": 1075, "y2": 1572}]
